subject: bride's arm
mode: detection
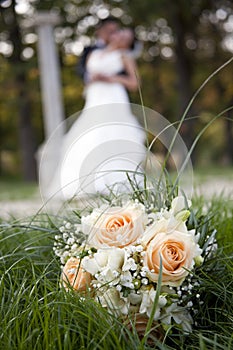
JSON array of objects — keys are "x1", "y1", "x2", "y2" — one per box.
[{"x1": 104, "y1": 55, "x2": 139, "y2": 91}]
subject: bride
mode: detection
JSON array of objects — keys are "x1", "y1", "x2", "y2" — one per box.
[{"x1": 41, "y1": 29, "x2": 147, "y2": 200}]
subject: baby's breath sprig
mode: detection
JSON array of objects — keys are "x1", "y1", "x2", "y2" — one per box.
[{"x1": 53, "y1": 219, "x2": 86, "y2": 264}]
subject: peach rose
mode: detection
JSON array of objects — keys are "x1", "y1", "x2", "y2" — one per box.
[
  {"x1": 82, "y1": 204, "x2": 146, "y2": 248},
  {"x1": 142, "y1": 220, "x2": 202, "y2": 286},
  {"x1": 61, "y1": 257, "x2": 91, "y2": 291}
]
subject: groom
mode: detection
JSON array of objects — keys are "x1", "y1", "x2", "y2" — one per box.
[{"x1": 77, "y1": 17, "x2": 120, "y2": 83}]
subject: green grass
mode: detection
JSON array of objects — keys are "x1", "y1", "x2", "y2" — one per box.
[
  {"x1": 193, "y1": 166, "x2": 233, "y2": 183},
  {"x1": 194, "y1": 165, "x2": 233, "y2": 177},
  {"x1": 0, "y1": 166, "x2": 232, "y2": 201},
  {"x1": 0, "y1": 195, "x2": 232, "y2": 350},
  {"x1": 191, "y1": 194, "x2": 233, "y2": 253},
  {"x1": 0, "y1": 177, "x2": 38, "y2": 201}
]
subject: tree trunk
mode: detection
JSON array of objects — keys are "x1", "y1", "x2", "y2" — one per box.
[
  {"x1": 9, "y1": 0, "x2": 37, "y2": 181},
  {"x1": 216, "y1": 81, "x2": 233, "y2": 165},
  {"x1": 170, "y1": 4, "x2": 197, "y2": 160},
  {"x1": 225, "y1": 104, "x2": 233, "y2": 164},
  {"x1": 16, "y1": 71, "x2": 37, "y2": 181}
]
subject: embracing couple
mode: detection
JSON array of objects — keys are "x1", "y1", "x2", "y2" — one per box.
[
  {"x1": 77, "y1": 16, "x2": 139, "y2": 106},
  {"x1": 41, "y1": 17, "x2": 146, "y2": 201}
]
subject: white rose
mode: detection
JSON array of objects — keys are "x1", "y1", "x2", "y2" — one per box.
[
  {"x1": 158, "y1": 196, "x2": 191, "y2": 222},
  {"x1": 120, "y1": 270, "x2": 133, "y2": 288},
  {"x1": 139, "y1": 287, "x2": 166, "y2": 320},
  {"x1": 82, "y1": 248, "x2": 125, "y2": 284},
  {"x1": 160, "y1": 303, "x2": 193, "y2": 333},
  {"x1": 97, "y1": 288, "x2": 129, "y2": 315},
  {"x1": 122, "y1": 257, "x2": 137, "y2": 272},
  {"x1": 170, "y1": 196, "x2": 191, "y2": 216}
]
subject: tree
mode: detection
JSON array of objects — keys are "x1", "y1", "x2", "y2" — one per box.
[
  {"x1": 128, "y1": 0, "x2": 233, "y2": 161},
  {"x1": 0, "y1": 0, "x2": 233, "y2": 180},
  {"x1": 0, "y1": 0, "x2": 37, "y2": 180}
]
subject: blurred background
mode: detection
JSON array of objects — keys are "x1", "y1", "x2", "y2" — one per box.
[{"x1": 0, "y1": 0, "x2": 232, "y2": 190}]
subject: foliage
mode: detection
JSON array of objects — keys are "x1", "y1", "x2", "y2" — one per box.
[{"x1": 0, "y1": 0, "x2": 233, "y2": 177}]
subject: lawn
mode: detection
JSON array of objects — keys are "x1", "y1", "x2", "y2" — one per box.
[
  {"x1": 0, "y1": 166, "x2": 232, "y2": 202},
  {"x1": 0, "y1": 177, "x2": 38, "y2": 201},
  {"x1": 0, "y1": 189, "x2": 232, "y2": 350}
]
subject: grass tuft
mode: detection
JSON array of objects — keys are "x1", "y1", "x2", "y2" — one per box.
[{"x1": 0, "y1": 193, "x2": 232, "y2": 349}]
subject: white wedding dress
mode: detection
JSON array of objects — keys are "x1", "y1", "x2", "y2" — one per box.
[{"x1": 40, "y1": 49, "x2": 146, "y2": 200}]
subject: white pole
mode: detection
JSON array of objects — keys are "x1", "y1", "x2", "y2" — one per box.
[
  {"x1": 34, "y1": 12, "x2": 65, "y2": 139},
  {"x1": 33, "y1": 12, "x2": 65, "y2": 198}
]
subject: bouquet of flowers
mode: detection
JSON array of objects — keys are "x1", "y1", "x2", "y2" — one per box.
[{"x1": 53, "y1": 194, "x2": 216, "y2": 341}]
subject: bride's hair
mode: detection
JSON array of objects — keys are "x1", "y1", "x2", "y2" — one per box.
[{"x1": 96, "y1": 16, "x2": 119, "y2": 29}]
